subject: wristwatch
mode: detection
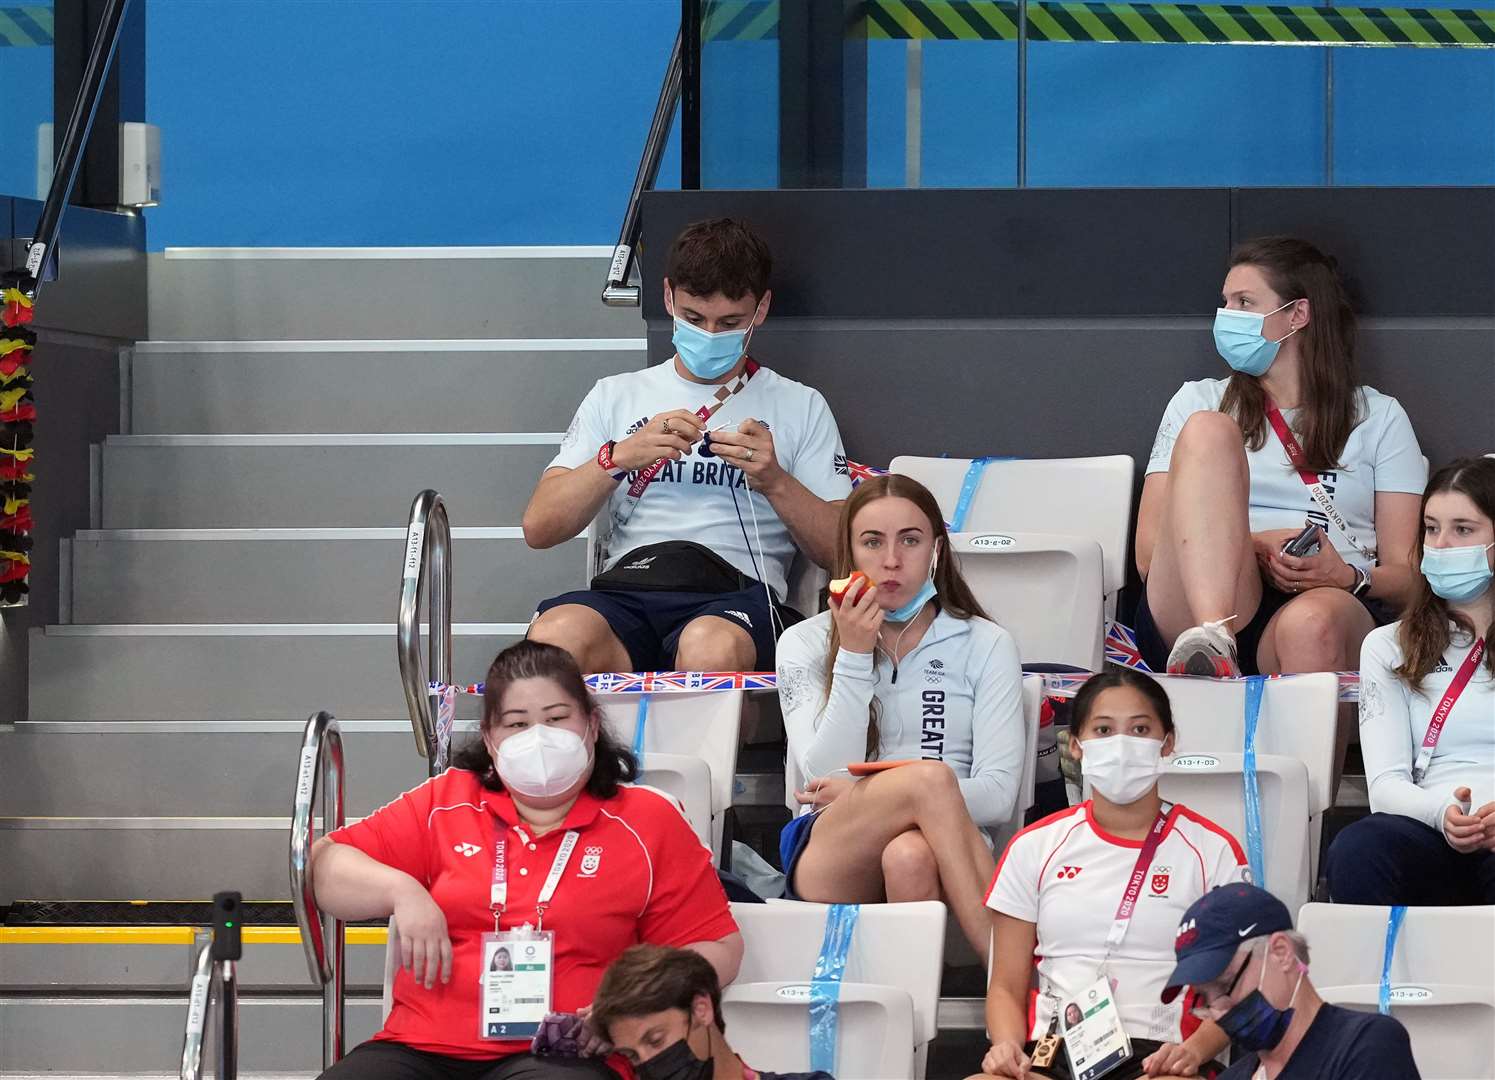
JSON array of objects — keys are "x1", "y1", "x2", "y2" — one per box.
[
  {"x1": 1349, "y1": 563, "x2": 1372, "y2": 597},
  {"x1": 597, "y1": 440, "x2": 627, "y2": 481}
]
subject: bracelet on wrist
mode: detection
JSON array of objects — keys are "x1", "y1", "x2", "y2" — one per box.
[{"x1": 597, "y1": 440, "x2": 627, "y2": 481}]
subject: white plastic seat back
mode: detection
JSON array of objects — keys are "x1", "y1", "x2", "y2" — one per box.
[
  {"x1": 1156, "y1": 671, "x2": 1338, "y2": 882},
  {"x1": 1298, "y1": 904, "x2": 1495, "y2": 1080},
  {"x1": 726, "y1": 900, "x2": 946, "y2": 1079},
  {"x1": 783, "y1": 675, "x2": 1044, "y2": 847},
  {"x1": 889, "y1": 455, "x2": 1135, "y2": 605},
  {"x1": 600, "y1": 690, "x2": 743, "y2": 856},
  {"x1": 383, "y1": 916, "x2": 399, "y2": 1021},
  {"x1": 951, "y1": 533, "x2": 1105, "y2": 669},
  {"x1": 1157, "y1": 673, "x2": 1337, "y2": 814},
  {"x1": 628, "y1": 762, "x2": 713, "y2": 848},
  {"x1": 1156, "y1": 752, "x2": 1312, "y2": 913}
]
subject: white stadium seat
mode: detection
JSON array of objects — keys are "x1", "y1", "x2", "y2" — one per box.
[
  {"x1": 1155, "y1": 751, "x2": 1313, "y2": 913},
  {"x1": 599, "y1": 689, "x2": 744, "y2": 857},
  {"x1": 889, "y1": 453, "x2": 1135, "y2": 618},
  {"x1": 1298, "y1": 903, "x2": 1495, "y2": 1080},
  {"x1": 725, "y1": 899, "x2": 946, "y2": 1079},
  {"x1": 1156, "y1": 671, "x2": 1339, "y2": 890},
  {"x1": 950, "y1": 531, "x2": 1106, "y2": 669},
  {"x1": 784, "y1": 675, "x2": 1044, "y2": 853}
]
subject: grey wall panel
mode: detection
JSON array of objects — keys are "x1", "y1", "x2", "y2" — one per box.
[
  {"x1": 642, "y1": 188, "x2": 1232, "y2": 319},
  {"x1": 648, "y1": 318, "x2": 1494, "y2": 475},
  {"x1": 641, "y1": 188, "x2": 1495, "y2": 319},
  {"x1": 0, "y1": 335, "x2": 122, "y2": 724},
  {"x1": 1233, "y1": 188, "x2": 1495, "y2": 317},
  {"x1": 11, "y1": 200, "x2": 148, "y2": 340}
]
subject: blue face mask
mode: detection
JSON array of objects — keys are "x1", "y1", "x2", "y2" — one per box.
[
  {"x1": 886, "y1": 544, "x2": 939, "y2": 623},
  {"x1": 670, "y1": 298, "x2": 762, "y2": 380},
  {"x1": 1213, "y1": 299, "x2": 1300, "y2": 377},
  {"x1": 1422, "y1": 542, "x2": 1495, "y2": 602},
  {"x1": 1216, "y1": 956, "x2": 1305, "y2": 1053}
]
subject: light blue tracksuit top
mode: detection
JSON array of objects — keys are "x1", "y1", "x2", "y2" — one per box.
[{"x1": 776, "y1": 607, "x2": 1027, "y2": 828}]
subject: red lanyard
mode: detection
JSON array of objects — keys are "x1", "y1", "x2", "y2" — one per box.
[
  {"x1": 1104, "y1": 804, "x2": 1173, "y2": 950},
  {"x1": 624, "y1": 359, "x2": 760, "y2": 500},
  {"x1": 1263, "y1": 402, "x2": 1374, "y2": 561},
  {"x1": 1413, "y1": 638, "x2": 1486, "y2": 783}
]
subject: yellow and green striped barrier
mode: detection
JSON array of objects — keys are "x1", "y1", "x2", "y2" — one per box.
[
  {"x1": 0, "y1": 5, "x2": 53, "y2": 47},
  {"x1": 704, "y1": 0, "x2": 1495, "y2": 45}
]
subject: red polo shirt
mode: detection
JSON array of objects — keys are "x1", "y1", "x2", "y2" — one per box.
[{"x1": 328, "y1": 769, "x2": 737, "y2": 1060}]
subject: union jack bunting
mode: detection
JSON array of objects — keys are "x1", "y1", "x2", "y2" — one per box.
[
  {"x1": 584, "y1": 670, "x2": 778, "y2": 694},
  {"x1": 1104, "y1": 621, "x2": 1151, "y2": 671}
]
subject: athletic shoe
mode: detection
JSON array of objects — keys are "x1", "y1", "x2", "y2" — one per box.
[{"x1": 1166, "y1": 617, "x2": 1240, "y2": 678}]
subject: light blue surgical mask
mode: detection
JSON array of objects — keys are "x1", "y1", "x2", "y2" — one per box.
[
  {"x1": 887, "y1": 544, "x2": 939, "y2": 623},
  {"x1": 669, "y1": 298, "x2": 762, "y2": 380},
  {"x1": 1422, "y1": 542, "x2": 1495, "y2": 602},
  {"x1": 1212, "y1": 299, "x2": 1300, "y2": 377}
]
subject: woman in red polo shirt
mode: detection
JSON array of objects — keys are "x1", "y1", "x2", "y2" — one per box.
[{"x1": 310, "y1": 640, "x2": 743, "y2": 1080}]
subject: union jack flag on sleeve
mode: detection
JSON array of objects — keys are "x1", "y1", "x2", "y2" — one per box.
[{"x1": 837, "y1": 455, "x2": 889, "y2": 488}]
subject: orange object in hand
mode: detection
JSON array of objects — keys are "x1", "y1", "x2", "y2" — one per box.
[{"x1": 828, "y1": 571, "x2": 875, "y2": 607}]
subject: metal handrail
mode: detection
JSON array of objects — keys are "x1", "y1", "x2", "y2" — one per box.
[
  {"x1": 179, "y1": 891, "x2": 243, "y2": 1080},
  {"x1": 13, "y1": 0, "x2": 133, "y2": 298},
  {"x1": 288, "y1": 710, "x2": 346, "y2": 1069},
  {"x1": 397, "y1": 489, "x2": 453, "y2": 772},
  {"x1": 602, "y1": 28, "x2": 684, "y2": 307}
]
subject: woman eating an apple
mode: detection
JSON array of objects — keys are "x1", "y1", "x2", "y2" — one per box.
[{"x1": 774, "y1": 474, "x2": 1027, "y2": 957}]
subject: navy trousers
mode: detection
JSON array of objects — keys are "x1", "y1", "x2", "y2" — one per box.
[{"x1": 1327, "y1": 812, "x2": 1495, "y2": 906}]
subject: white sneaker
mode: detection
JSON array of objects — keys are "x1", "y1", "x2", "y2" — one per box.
[{"x1": 1166, "y1": 617, "x2": 1241, "y2": 678}]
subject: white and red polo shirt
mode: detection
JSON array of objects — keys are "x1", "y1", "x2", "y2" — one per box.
[
  {"x1": 985, "y1": 801, "x2": 1247, "y2": 1045},
  {"x1": 328, "y1": 769, "x2": 738, "y2": 1060}
]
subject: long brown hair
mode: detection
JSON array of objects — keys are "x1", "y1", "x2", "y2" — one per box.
[
  {"x1": 823, "y1": 474, "x2": 991, "y2": 759},
  {"x1": 1395, "y1": 457, "x2": 1495, "y2": 688},
  {"x1": 451, "y1": 640, "x2": 638, "y2": 796},
  {"x1": 1217, "y1": 236, "x2": 1361, "y2": 473}
]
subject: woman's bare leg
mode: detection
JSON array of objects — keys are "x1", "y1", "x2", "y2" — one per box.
[
  {"x1": 1145, "y1": 412, "x2": 1265, "y2": 668},
  {"x1": 791, "y1": 761, "x2": 997, "y2": 957},
  {"x1": 1256, "y1": 588, "x2": 1376, "y2": 793}
]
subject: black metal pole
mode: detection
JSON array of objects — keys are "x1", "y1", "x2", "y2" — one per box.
[
  {"x1": 681, "y1": 0, "x2": 703, "y2": 189},
  {"x1": 22, "y1": 0, "x2": 132, "y2": 297}
]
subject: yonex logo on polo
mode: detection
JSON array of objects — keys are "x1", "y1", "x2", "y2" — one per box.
[
  {"x1": 454, "y1": 842, "x2": 481, "y2": 857},
  {"x1": 1056, "y1": 865, "x2": 1082, "y2": 880}
]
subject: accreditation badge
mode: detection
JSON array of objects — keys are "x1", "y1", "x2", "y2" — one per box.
[
  {"x1": 1060, "y1": 975, "x2": 1132, "y2": 1080},
  {"x1": 478, "y1": 929, "x2": 554, "y2": 1040}
]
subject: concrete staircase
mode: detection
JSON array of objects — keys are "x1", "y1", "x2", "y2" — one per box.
[{"x1": 0, "y1": 247, "x2": 646, "y2": 1074}]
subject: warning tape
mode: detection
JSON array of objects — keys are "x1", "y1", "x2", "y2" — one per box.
[
  {"x1": 0, "y1": 6, "x2": 53, "y2": 47},
  {"x1": 704, "y1": 0, "x2": 1495, "y2": 46}
]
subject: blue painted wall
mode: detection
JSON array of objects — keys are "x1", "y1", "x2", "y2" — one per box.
[{"x1": 128, "y1": 1, "x2": 1495, "y2": 247}]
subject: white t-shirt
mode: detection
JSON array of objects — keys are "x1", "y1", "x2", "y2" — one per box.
[
  {"x1": 1359, "y1": 621, "x2": 1495, "y2": 831},
  {"x1": 1146, "y1": 379, "x2": 1426, "y2": 570},
  {"x1": 776, "y1": 608, "x2": 1027, "y2": 828},
  {"x1": 549, "y1": 361, "x2": 851, "y2": 600},
  {"x1": 986, "y1": 801, "x2": 1247, "y2": 1044}
]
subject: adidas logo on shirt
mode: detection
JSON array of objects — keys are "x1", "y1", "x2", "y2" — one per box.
[
  {"x1": 723, "y1": 610, "x2": 753, "y2": 628},
  {"x1": 624, "y1": 556, "x2": 657, "y2": 571},
  {"x1": 453, "y1": 842, "x2": 481, "y2": 857}
]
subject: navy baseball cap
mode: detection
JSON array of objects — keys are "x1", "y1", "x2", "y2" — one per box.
[{"x1": 1160, "y1": 883, "x2": 1294, "y2": 1004}]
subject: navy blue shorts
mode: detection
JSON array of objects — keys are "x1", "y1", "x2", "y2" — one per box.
[
  {"x1": 778, "y1": 809, "x2": 823, "y2": 901},
  {"x1": 534, "y1": 584, "x2": 793, "y2": 672}
]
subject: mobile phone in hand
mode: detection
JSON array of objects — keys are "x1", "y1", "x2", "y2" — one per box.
[{"x1": 1281, "y1": 522, "x2": 1322, "y2": 559}]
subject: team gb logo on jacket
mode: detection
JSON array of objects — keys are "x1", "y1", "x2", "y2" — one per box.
[{"x1": 579, "y1": 846, "x2": 603, "y2": 877}]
